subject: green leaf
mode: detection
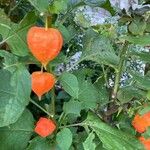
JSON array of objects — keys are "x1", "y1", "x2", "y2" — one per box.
[
  {"x1": 130, "y1": 51, "x2": 150, "y2": 63},
  {"x1": 18, "y1": 11, "x2": 37, "y2": 30},
  {"x1": 146, "y1": 90, "x2": 150, "y2": 100},
  {"x1": 49, "y1": 0, "x2": 69, "y2": 14},
  {"x1": 121, "y1": 35, "x2": 150, "y2": 46},
  {"x1": 0, "y1": 50, "x2": 18, "y2": 72},
  {"x1": 83, "y1": 132, "x2": 96, "y2": 150},
  {"x1": 60, "y1": 72, "x2": 79, "y2": 99},
  {"x1": 0, "y1": 67, "x2": 31, "y2": 127},
  {"x1": 73, "y1": 131, "x2": 88, "y2": 150},
  {"x1": 128, "y1": 17, "x2": 146, "y2": 35},
  {"x1": 0, "y1": 109, "x2": 34, "y2": 150},
  {"x1": 63, "y1": 99, "x2": 82, "y2": 116},
  {"x1": 78, "y1": 80, "x2": 99, "y2": 109},
  {"x1": 146, "y1": 17, "x2": 150, "y2": 32},
  {"x1": 73, "y1": 68, "x2": 95, "y2": 84},
  {"x1": 84, "y1": 112, "x2": 143, "y2": 150},
  {"x1": 142, "y1": 127, "x2": 150, "y2": 138},
  {"x1": 56, "y1": 23, "x2": 75, "y2": 43},
  {"x1": 73, "y1": 70, "x2": 100, "y2": 109},
  {"x1": 0, "y1": 11, "x2": 37, "y2": 56},
  {"x1": 27, "y1": 137, "x2": 51, "y2": 150},
  {"x1": 56, "y1": 128, "x2": 72, "y2": 150},
  {"x1": 94, "y1": 77, "x2": 109, "y2": 105},
  {"x1": 138, "y1": 105, "x2": 150, "y2": 115},
  {"x1": 81, "y1": 29, "x2": 119, "y2": 68},
  {"x1": 0, "y1": 9, "x2": 12, "y2": 39},
  {"x1": 28, "y1": 0, "x2": 49, "y2": 12},
  {"x1": 102, "y1": 0, "x2": 115, "y2": 15},
  {"x1": 84, "y1": 0, "x2": 106, "y2": 6},
  {"x1": 117, "y1": 86, "x2": 145, "y2": 104},
  {"x1": 130, "y1": 72, "x2": 150, "y2": 90}
]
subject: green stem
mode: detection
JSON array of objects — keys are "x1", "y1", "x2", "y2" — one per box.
[
  {"x1": 45, "y1": 16, "x2": 49, "y2": 30},
  {"x1": 58, "y1": 112, "x2": 66, "y2": 123},
  {"x1": 45, "y1": 15, "x2": 52, "y2": 30},
  {"x1": 112, "y1": 41, "x2": 129, "y2": 99},
  {"x1": 29, "y1": 99, "x2": 52, "y2": 117},
  {"x1": 102, "y1": 65, "x2": 109, "y2": 88},
  {"x1": 8, "y1": 0, "x2": 23, "y2": 17},
  {"x1": 59, "y1": 123, "x2": 83, "y2": 129},
  {"x1": 50, "y1": 87, "x2": 56, "y2": 117},
  {"x1": 47, "y1": 65, "x2": 56, "y2": 118}
]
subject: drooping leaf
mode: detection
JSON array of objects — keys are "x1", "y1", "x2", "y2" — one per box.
[
  {"x1": 0, "y1": 8, "x2": 12, "y2": 39},
  {"x1": 130, "y1": 72, "x2": 150, "y2": 90},
  {"x1": 128, "y1": 17, "x2": 146, "y2": 35},
  {"x1": 84, "y1": 0, "x2": 106, "y2": 6},
  {"x1": 0, "y1": 11, "x2": 37, "y2": 56},
  {"x1": 129, "y1": 51, "x2": 150, "y2": 63},
  {"x1": 0, "y1": 50, "x2": 18, "y2": 73},
  {"x1": 56, "y1": 128, "x2": 72, "y2": 150},
  {"x1": 56, "y1": 23, "x2": 76, "y2": 43},
  {"x1": 28, "y1": 0, "x2": 49, "y2": 12},
  {"x1": 138, "y1": 105, "x2": 150, "y2": 116},
  {"x1": 117, "y1": 86, "x2": 145, "y2": 104},
  {"x1": 72, "y1": 131, "x2": 88, "y2": 150},
  {"x1": 83, "y1": 112, "x2": 143, "y2": 150},
  {"x1": 60, "y1": 72, "x2": 79, "y2": 99},
  {"x1": 81, "y1": 29, "x2": 119, "y2": 68},
  {"x1": 63, "y1": 99, "x2": 82, "y2": 116},
  {"x1": 0, "y1": 67, "x2": 31, "y2": 127},
  {"x1": 49, "y1": 0, "x2": 69, "y2": 14},
  {"x1": 27, "y1": 137, "x2": 51, "y2": 150},
  {"x1": 0, "y1": 109, "x2": 34, "y2": 150},
  {"x1": 146, "y1": 17, "x2": 150, "y2": 32},
  {"x1": 94, "y1": 77, "x2": 109, "y2": 105},
  {"x1": 78, "y1": 80, "x2": 99, "y2": 109},
  {"x1": 73, "y1": 70, "x2": 100, "y2": 109},
  {"x1": 121, "y1": 35, "x2": 150, "y2": 46},
  {"x1": 83, "y1": 132, "x2": 96, "y2": 150},
  {"x1": 142, "y1": 127, "x2": 150, "y2": 139}
]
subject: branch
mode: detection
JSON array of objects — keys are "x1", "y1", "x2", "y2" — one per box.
[{"x1": 112, "y1": 41, "x2": 129, "y2": 100}]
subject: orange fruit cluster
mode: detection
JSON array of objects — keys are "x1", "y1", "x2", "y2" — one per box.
[
  {"x1": 132, "y1": 111, "x2": 150, "y2": 150},
  {"x1": 139, "y1": 137, "x2": 150, "y2": 150},
  {"x1": 27, "y1": 26, "x2": 62, "y2": 137},
  {"x1": 132, "y1": 112, "x2": 150, "y2": 133},
  {"x1": 27, "y1": 26, "x2": 63, "y2": 99}
]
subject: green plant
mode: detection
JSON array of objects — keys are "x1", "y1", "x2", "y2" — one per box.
[{"x1": 0, "y1": 0, "x2": 150, "y2": 150}]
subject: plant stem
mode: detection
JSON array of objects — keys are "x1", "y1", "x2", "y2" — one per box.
[
  {"x1": 102, "y1": 65, "x2": 109, "y2": 88},
  {"x1": 45, "y1": 15, "x2": 52, "y2": 30},
  {"x1": 29, "y1": 99, "x2": 52, "y2": 117},
  {"x1": 59, "y1": 123, "x2": 83, "y2": 129},
  {"x1": 8, "y1": 0, "x2": 22, "y2": 17},
  {"x1": 45, "y1": 16, "x2": 49, "y2": 30},
  {"x1": 47, "y1": 65, "x2": 56, "y2": 118},
  {"x1": 112, "y1": 41, "x2": 129, "y2": 99},
  {"x1": 50, "y1": 87, "x2": 56, "y2": 117},
  {"x1": 58, "y1": 112, "x2": 66, "y2": 125}
]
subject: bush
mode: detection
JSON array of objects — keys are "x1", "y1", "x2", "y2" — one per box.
[{"x1": 0, "y1": 0, "x2": 150, "y2": 149}]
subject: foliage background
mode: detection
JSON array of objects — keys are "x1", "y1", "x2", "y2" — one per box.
[{"x1": 0, "y1": 0, "x2": 150, "y2": 149}]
